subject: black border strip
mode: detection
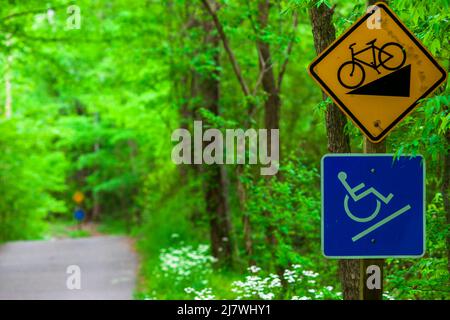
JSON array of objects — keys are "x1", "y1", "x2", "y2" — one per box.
[{"x1": 308, "y1": 3, "x2": 447, "y2": 143}]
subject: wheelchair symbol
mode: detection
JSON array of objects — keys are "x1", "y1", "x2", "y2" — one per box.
[{"x1": 338, "y1": 171, "x2": 412, "y2": 242}]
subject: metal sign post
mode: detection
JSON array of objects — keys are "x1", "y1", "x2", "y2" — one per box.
[{"x1": 360, "y1": 138, "x2": 386, "y2": 300}]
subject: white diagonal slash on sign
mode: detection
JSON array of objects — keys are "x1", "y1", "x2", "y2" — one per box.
[{"x1": 352, "y1": 204, "x2": 412, "y2": 242}]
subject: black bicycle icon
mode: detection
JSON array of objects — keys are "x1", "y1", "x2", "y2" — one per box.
[{"x1": 337, "y1": 39, "x2": 406, "y2": 89}]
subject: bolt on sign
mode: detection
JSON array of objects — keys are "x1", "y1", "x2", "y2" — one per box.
[{"x1": 308, "y1": 2, "x2": 447, "y2": 143}]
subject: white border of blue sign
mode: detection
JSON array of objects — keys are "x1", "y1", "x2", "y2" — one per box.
[{"x1": 321, "y1": 153, "x2": 426, "y2": 259}]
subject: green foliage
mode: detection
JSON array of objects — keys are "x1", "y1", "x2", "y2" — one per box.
[
  {"x1": 138, "y1": 241, "x2": 341, "y2": 300},
  {"x1": 386, "y1": 194, "x2": 450, "y2": 299},
  {"x1": 0, "y1": 118, "x2": 67, "y2": 241},
  {"x1": 44, "y1": 219, "x2": 91, "y2": 239},
  {"x1": 245, "y1": 158, "x2": 322, "y2": 266}
]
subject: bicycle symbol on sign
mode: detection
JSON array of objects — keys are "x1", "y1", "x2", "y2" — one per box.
[
  {"x1": 337, "y1": 38, "x2": 406, "y2": 89},
  {"x1": 337, "y1": 171, "x2": 412, "y2": 242}
]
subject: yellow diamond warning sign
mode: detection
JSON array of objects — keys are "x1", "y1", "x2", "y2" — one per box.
[
  {"x1": 73, "y1": 191, "x2": 85, "y2": 204},
  {"x1": 308, "y1": 2, "x2": 447, "y2": 143}
]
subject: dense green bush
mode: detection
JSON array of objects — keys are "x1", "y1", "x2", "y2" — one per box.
[
  {"x1": 386, "y1": 193, "x2": 450, "y2": 300},
  {"x1": 0, "y1": 118, "x2": 67, "y2": 241}
]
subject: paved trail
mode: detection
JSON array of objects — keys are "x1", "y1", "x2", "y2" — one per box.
[{"x1": 0, "y1": 236, "x2": 137, "y2": 300}]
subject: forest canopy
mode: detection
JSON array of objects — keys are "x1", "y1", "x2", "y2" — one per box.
[{"x1": 0, "y1": 0, "x2": 448, "y2": 300}]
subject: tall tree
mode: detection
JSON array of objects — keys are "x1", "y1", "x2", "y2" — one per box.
[
  {"x1": 309, "y1": 2, "x2": 358, "y2": 300},
  {"x1": 201, "y1": 0, "x2": 299, "y2": 261},
  {"x1": 200, "y1": 17, "x2": 234, "y2": 266},
  {"x1": 441, "y1": 75, "x2": 450, "y2": 274}
]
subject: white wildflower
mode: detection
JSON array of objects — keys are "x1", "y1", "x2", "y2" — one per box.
[
  {"x1": 259, "y1": 292, "x2": 274, "y2": 300},
  {"x1": 302, "y1": 270, "x2": 319, "y2": 278},
  {"x1": 248, "y1": 265, "x2": 261, "y2": 274}
]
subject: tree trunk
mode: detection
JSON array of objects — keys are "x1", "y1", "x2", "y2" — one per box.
[
  {"x1": 237, "y1": 164, "x2": 252, "y2": 260},
  {"x1": 202, "y1": 0, "x2": 298, "y2": 265},
  {"x1": 442, "y1": 104, "x2": 450, "y2": 274},
  {"x1": 171, "y1": 1, "x2": 195, "y2": 183},
  {"x1": 257, "y1": 0, "x2": 280, "y2": 261},
  {"x1": 309, "y1": 3, "x2": 358, "y2": 300},
  {"x1": 178, "y1": 76, "x2": 192, "y2": 183},
  {"x1": 201, "y1": 0, "x2": 254, "y2": 261},
  {"x1": 368, "y1": 0, "x2": 387, "y2": 5},
  {"x1": 439, "y1": 61, "x2": 450, "y2": 275},
  {"x1": 199, "y1": 19, "x2": 234, "y2": 267},
  {"x1": 257, "y1": 1, "x2": 280, "y2": 135}
]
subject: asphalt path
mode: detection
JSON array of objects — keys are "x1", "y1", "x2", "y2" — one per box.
[{"x1": 0, "y1": 236, "x2": 137, "y2": 300}]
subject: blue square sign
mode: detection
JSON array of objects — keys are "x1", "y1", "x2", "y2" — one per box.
[{"x1": 321, "y1": 154, "x2": 425, "y2": 258}]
